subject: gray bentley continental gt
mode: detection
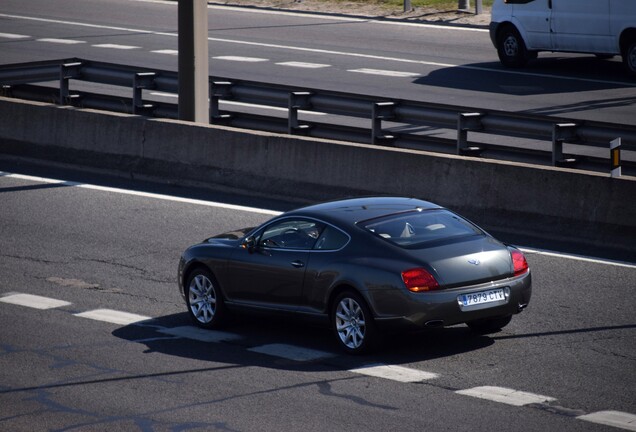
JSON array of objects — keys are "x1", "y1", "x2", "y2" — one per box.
[{"x1": 178, "y1": 197, "x2": 531, "y2": 354}]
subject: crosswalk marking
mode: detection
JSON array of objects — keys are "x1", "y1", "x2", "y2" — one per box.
[
  {"x1": 74, "y1": 309, "x2": 151, "y2": 325},
  {"x1": 456, "y1": 386, "x2": 556, "y2": 406},
  {"x1": 578, "y1": 411, "x2": 636, "y2": 431},
  {"x1": 349, "y1": 364, "x2": 439, "y2": 382},
  {"x1": 0, "y1": 293, "x2": 72, "y2": 310}
]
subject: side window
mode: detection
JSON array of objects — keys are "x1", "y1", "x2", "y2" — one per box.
[
  {"x1": 259, "y1": 219, "x2": 324, "y2": 250},
  {"x1": 314, "y1": 226, "x2": 349, "y2": 251}
]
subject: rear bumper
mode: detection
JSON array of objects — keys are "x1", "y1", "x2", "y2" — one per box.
[{"x1": 370, "y1": 271, "x2": 532, "y2": 331}]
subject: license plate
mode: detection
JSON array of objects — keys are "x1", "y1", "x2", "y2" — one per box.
[{"x1": 459, "y1": 288, "x2": 506, "y2": 308}]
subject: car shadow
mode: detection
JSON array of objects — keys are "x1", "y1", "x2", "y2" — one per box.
[
  {"x1": 413, "y1": 56, "x2": 633, "y2": 97},
  {"x1": 111, "y1": 312, "x2": 495, "y2": 372}
]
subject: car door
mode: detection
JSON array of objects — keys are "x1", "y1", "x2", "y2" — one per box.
[
  {"x1": 550, "y1": 0, "x2": 612, "y2": 52},
  {"x1": 225, "y1": 218, "x2": 323, "y2": 310},
  {"x1": 511, "y1": 0, "x2": 552, "y2": 50}
]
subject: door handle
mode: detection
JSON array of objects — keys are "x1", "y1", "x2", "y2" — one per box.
[{"x1": 291, "y1": 260, "x2": 305, "y2": 268}]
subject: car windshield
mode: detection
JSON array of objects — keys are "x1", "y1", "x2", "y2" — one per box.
[{"x1": 361, "y1": 209, "x2": 481, "y2": 247}]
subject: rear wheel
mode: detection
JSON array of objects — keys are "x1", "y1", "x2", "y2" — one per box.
[
  {"x1": 185, "y1": 267, "x2": 226, "y2": 329},
  {"x1": 467, "y1": 315, "x2": 512, "y2": 334},
  {"x1": 497, "y1": 25, "x2": 532, "y2": 68},
  {"x1": 623, "y1": 39, "x2": 636, "y2": 77},
  {"x1": 332, "y1": 291, "x2": 377, "y2": 355}
]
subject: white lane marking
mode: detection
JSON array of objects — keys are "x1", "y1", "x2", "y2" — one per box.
[
  {"x1": 1, "y1": 172, "x2": 633, "y2": 268},
  {"x1": 0, "y1": 172, "x2": 281, "y2": 216},
  {"x1": 349, "y1": 364, "x2": 439, "y2": 382},
  {"x1": 348, "y1": 68, "x2": 420, "y2": 77},
  {"x1": 37, "y1": 38, "x2": 85, "y2": 44},
  {"x1": 0, "y1": 32, "x2": 29, "y2": 39},
  {"x1": 276, "y1": 61, "x2": 331, "y2": 69},
  {"x1": 519, "y1": 247, "x2": 636, "y2": 270},
  {"x1": 1, "y1": 13, "x2": 632, "y2": 87},
  {"x1": 213, "y1": 56, "x2": 268, "y2": 62},
  {"x1": 159, "y1": 326, "x2": 242, "y2": 343},
  {"x1": 456, "y1": 386, "x2": 556, "y2": 406},
  {"x1": 248, "y1": 344, "x2": 335, "y2": 361},
  {"x1": 92, "y1": 43, "x2": 140, "y2": 50},
  {"x1": 74, "y1": 309, "x2": 152, "y2": 325},
  {"x1": 0, "y1": 293, "x2": 72, "y2": 310},
  {"x1": 578, "y1": 411, "x2": 636, "y2": 431},
  {"x1": 151, "y1": 49, "x2": 178, "y2": 55}
]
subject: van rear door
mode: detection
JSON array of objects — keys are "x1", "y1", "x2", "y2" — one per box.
[{"x1": 550, "y1": 0, "x2": 612, "y2": 53}]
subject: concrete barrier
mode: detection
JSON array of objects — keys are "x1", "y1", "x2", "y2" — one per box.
[{"x1": 1, "y1": 96, "x2": 634, "y2": 256}]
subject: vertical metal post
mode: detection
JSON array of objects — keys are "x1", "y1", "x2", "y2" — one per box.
[
  {"x1": 288, "y1": 92, "x2": 312, "y2": 135},
  {"x1": 404, "y1": 0, "x2": 412, "y2": 13},
  {"x1": 610, "y1": 138, "x2": 622, "y2": 178},
  {"x1": 209, "y1": 81, "x2": 233, "y2": 122},
  {"x1": 178, "y1": 0, "x2": 209, "y2": 123},
  {"x1": 475, "y1": 0, "x2": 483, "y2": 15},
  {"x1": 552, "y1": 123, "x2": 577, "y2": 166},
  {"x1": 371, "y1": 102, "x2": 395, "y2": 145},
  {"x1": 458, "y1": 0, "x2": 469, "y2": 11},
  {"x1": 457, "y1": 112, "x2": 484, "y2": 155}
]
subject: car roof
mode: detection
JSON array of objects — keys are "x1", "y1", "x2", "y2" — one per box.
[{"x1": 286, "y1": 197, "x2": 443, "y2": 226}]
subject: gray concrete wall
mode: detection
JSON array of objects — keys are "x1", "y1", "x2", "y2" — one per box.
[{"x1": 1, "y1": 97, "x2": 634, "y2": 254}]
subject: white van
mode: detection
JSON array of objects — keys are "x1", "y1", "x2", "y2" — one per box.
[{"x1": 489, "y1": 0, "x2": 636, "y2": 76}]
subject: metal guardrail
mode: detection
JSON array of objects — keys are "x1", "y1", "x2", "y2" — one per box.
[{"x1": 1, "y1": 58, "x2": 635, "y2": 175}]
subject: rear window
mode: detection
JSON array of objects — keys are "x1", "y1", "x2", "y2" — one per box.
[{"x1": 361, "y1": 209, "x2": 481, "y2": 247}]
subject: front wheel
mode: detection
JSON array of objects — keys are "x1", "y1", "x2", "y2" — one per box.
[
  {"x1": 497, "y1": 26, "x2": 531, "y2": 68},
  {"x1": 331, "y1": 291, "x2": 377, "y2": 355},
  {"x1": 185, "y1": 267, "x2": 226, "y2": 329},
  {"x1": 467, "y1": 315, "x2": 512, "y2": 335}
]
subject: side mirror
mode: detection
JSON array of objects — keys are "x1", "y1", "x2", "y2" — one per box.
[{"x1": 241, "y1": 236, "x2": 256, "y2": 253}]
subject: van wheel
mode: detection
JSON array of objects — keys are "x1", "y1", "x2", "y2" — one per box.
[
  {"x1": 497, "y1": 25, "x2": 531, "y2": 68},
  {"x1": 623, "y1": 39, "x2": 636, "y2": 77}
]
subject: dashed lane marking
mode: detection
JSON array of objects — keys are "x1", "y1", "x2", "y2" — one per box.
[
  {"x1": 349, "y1": 363, "x2": 439, "y2": 382},
  {"x1": 92, "y1": 43, "x2": 140, "y2": 50},
  {"x1": 578, "y1": 411, "x2": 636, "y2": 431},
  {"x1": 276, "y1": 61, "x2": 331, "y2": 69},
  {"x1": 151, "y1": 49, "x2": 178, "y2": 55},
  {"x1": 348, "y1": 68, "x2": 420, "y2": 78},
  {"x1": 248, "y1": 343, "x2": 335, "y2": 361},
  {"x1": 74, "y1": 309, "x2": 152, "y2": 325},
  {"x1": 0, "y1": 293, "x2": 72, "y2": 310},
  {"x1": 159, "y1": 326, "x2": 242, "y2": 343},
  {"x1": 213, "y1": 56, "x2": 268, "y2": 62},
  {"x1": 0, "y1": 32, "x2": 29, "y2": 39},
  {"x1": 37, "y1": 38, "x2": 85, "y2": 44},
  {"x1": 456, "y1": 386, "x2": 557, "y2": 406}
]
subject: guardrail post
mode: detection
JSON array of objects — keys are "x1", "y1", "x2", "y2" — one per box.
[
  {"x1": 209, "y1": 81, "x2": 233, "y2": 123},
  {"x1": 133, "y1": 72, "x2": 156, "y2": 115},
  {"x1": 372, "y1": 102, "x2": 395, "y2": 145},
  {"x1": 611, "y1": 138, "x2": 622, "y2": 178},
  {"x1": 288, "y1": 91, "x2": 313, "y2": 135},
  {"x1": 59, "y1": 61, "x2": 82, "y2": 105},
  {"x1": 552, "y1": 123, "x2": 578, "y2": 167},
  {"x1": 1, "y1": 85, "x2": 12, "y2": 97},
  {"x1": 457, "y1": 112, "x2": 484, "y2": 155}
]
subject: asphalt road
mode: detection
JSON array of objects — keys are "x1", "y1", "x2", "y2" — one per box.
[
  {"x1": 1, "y1": 0, "x2": 635, "y2": 126},
  {"x1": 0, "y1": 164, "x2": 634, "y2": 431}
]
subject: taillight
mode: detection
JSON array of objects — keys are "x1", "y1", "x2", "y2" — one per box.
[
  {"x1": 402, "y1": 268, "x2": 440, "y2": 292},
  {"x1": 511, "y1": 249, "x2": 529, "y2": 276}
]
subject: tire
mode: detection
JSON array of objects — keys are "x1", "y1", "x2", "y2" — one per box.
[
  {"x1": 623, "y1": 39, "x2": 636, "y2": 78},
  {"x1": 497, "y1": 26, "x2": 531, "y2": 68},
  {"x1": 185, "y1": 267, "x2": 226, "y2": 329},
  {"x1": 467, "y1": 315, "x2": 512, "y2": 335},
  {"x1": 331, "y1": 290, "x2": 377, "y2": 355}
]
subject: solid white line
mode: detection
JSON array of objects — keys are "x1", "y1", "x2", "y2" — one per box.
[
  {"x1": 578, "y1": 411, "x2": 636, "y2": 431},
  {"x1": 456, "y1": 386, "x2": 556, "y2": 406},
  {"x1": 248, "y1": 344, "x2": 335, "y2": 361},
  {"x1": 74, "y1": 309, "x2": 151, "y2": 325},
  {"x1": 1, "y1": 13, "x2": 632, "y2": 87},
  {"x1": 213, "y1": 56, "x2": 268, "y2": 62},
  {"x1": 0, "y1": 172, "x2": 281, "y2": 216},
  {"x1": 0, "y1": 293, "x2": 72, "y2": 310},
  {"x1": 348, "y1": 68, "x2": 420, "y2": 77},
  {"x1": 1, "y1": 172, "x2": 633, "y2": 268},
  {"x1": 349, "y1": 364, "x2": 439, "y2": 382},
  {"x1": 92, "y1": 43, "x2": 140, "y2": 50},
  {"x1": 37, "y1": 38, "x2": 85, "y2": 44},
  {"x1": 519, "y1": 247, "x2": 636, "y2": 270},
  {"x1": 159, "y1": 326, "x2": 242, "y2": 343}
]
